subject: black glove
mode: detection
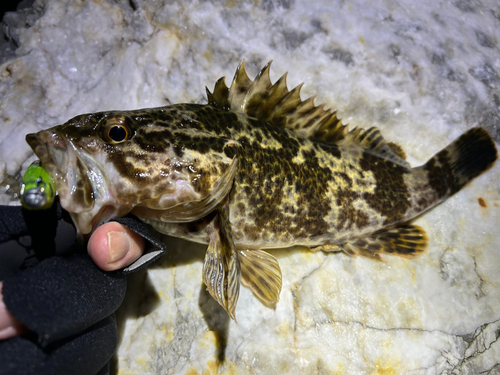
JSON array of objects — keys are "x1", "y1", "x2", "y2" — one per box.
[{"x1": 0, "y1": 200, "x2": 165, "y2": 375}]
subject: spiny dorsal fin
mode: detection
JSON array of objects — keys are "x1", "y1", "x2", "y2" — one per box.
[
  {"x1": 206, "y1": 61, "x2": 409, "y2": 166},
  {"x1": 206, "y1": 77, "x2": 230, "y2": 110},
  {"x1": 206, "y1": 60, "x2": 346, "y2": 141}
]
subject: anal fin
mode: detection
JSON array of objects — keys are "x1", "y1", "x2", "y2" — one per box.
[
  {"x1": 315, "y1": 225, "x2": 428, "y2": 261},
  {"x1": 203, "y1": 208, "x2": 240, "y2": 320},
  {"x1": 239, "y1": 250, "x2": 282, "y2": 304},
  {"x1": 344, "y1": 224, "x2": 428, "y2": 261}
]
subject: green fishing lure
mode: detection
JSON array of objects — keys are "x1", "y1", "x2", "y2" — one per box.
[{"x1": 20, "y1": 160, "x2": 56, "y2": 210}]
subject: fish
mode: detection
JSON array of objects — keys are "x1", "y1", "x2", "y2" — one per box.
[{"x1": 26, "y1": 61, "x2": 498, "y2": 319}]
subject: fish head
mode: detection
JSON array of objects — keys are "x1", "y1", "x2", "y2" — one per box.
[{"x1": 26, "y1": 107, "x2": 238, "y2": 235}]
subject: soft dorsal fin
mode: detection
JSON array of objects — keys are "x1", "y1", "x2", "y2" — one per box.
[
  {"x1": 206, "y1": 61, "x2": 409, "y2": 166},
  {"x1": 342, "y1": 127, "x2": 410, "y2": 167}
]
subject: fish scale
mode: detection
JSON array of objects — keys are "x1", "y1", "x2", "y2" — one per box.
[{"x1": 26, "y1": 61, "x2": 498, "y2": 319}]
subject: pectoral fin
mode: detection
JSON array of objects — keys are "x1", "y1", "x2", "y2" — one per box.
[
  {"x1": 343, "y1": 224, "x2": 428, "y2": 261},
  {"x1": 202, "y1": 208, "x2": 241, "y2": 320},
  {"x1": 133, "y1": 147, "x2": 239, "y2": 223},
  {"x1": 239, "y1": 250, "x2": 282, "y2": 304}
]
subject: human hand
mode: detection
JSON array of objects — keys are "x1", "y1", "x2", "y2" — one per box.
[{"x1": 0, "y1": 222, "x2": 146, "y2": 340}]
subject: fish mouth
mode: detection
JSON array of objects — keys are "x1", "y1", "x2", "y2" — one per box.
[
  {"x1": 26, "y1": 128, "x2": 124, "y2": 235},
  {"x1": 26, "y1": 129, "x2": 96, "y2": 218},
  {"x1": 26, "y1": 130, "x2": 69, "y2": 178}
]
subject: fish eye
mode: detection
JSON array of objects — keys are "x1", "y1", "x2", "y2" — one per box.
[
  {"x1": 102, "y1": 117, "x2": 133, "y2": 144},
  {"x1": 108, "y1": 125, "x2": 128, "y2": 142}
]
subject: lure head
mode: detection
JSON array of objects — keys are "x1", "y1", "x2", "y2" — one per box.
[
  {"x1": 26, "y1": 105, "x2": 237, "y2": 235},
  {"x1": 20, "y1": 161, "x2": 56, "y2": 210}
]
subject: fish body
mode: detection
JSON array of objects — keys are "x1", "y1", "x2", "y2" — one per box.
[
  {"x1": 132, "y1": 105, "x2": 441, "y2": 251},
  {"x1": 26, "y1": 62, "x2": 498, "y2": 318}
]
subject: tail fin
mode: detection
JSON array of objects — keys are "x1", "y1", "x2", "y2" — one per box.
[{"x1": 424, "y1": 127, "x2": 497, "y2": 199}]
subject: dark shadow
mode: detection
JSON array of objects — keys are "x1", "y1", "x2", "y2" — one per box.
[
  {"x1": 149, "y1": 234, "x2": 208, "y2": 270},
  {"x1": 110, "y1": 269, "x2": 160, "y2": 374},
  {"x1": 198, "y1": 283, "x2": 230, "y2": 366},
  {"x1": 110, "y1": 234, "x2": 208, "y2": 374},
  {"x1": 119, "y1": 269, "x2": 161, "y2": 319}
]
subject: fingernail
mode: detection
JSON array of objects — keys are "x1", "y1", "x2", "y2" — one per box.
[{"x1": 107, "y1": 231, "x2": 131, "y2": 263}]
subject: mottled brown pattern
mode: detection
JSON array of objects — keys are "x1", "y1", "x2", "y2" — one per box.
[
  {"x1": 423, "y1": 154, "x2": 451, "y2": 200},
  {"x1": 359, "y1": 150, "x2": 411, "y2": 226},
  {"x1": 135, "y1": 129, "x2": 171, "y2": 153},
  {"x1": 221, "y1": 120, "x2": 339, "y2": 244}
]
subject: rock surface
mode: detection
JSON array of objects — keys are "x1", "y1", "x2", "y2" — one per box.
[{"x1": 1, "y1": 0, "x2": 499, "y2": 374}]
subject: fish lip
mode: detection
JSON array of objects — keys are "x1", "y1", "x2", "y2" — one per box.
[{"x1": 26, "y1": 130, "x2": 69, "y2": 176}]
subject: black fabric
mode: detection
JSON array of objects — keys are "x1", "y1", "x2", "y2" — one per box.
[
  {"x1": 0, "y1": 201, "x2": 77, "y2": 278},
  {"x1": 0, "y1": 201, "x2": 167, "y2": 375},
  {"x1": 0, "y1": 315, "x2": 116, "y2": 375},
  {"x1": 2, "y1": 254, "x2": 126, "y2": 347}
]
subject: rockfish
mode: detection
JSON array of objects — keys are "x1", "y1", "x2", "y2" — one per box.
[{"x1": 26, "y1": 62, "x2": 498, "y2": 318}]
